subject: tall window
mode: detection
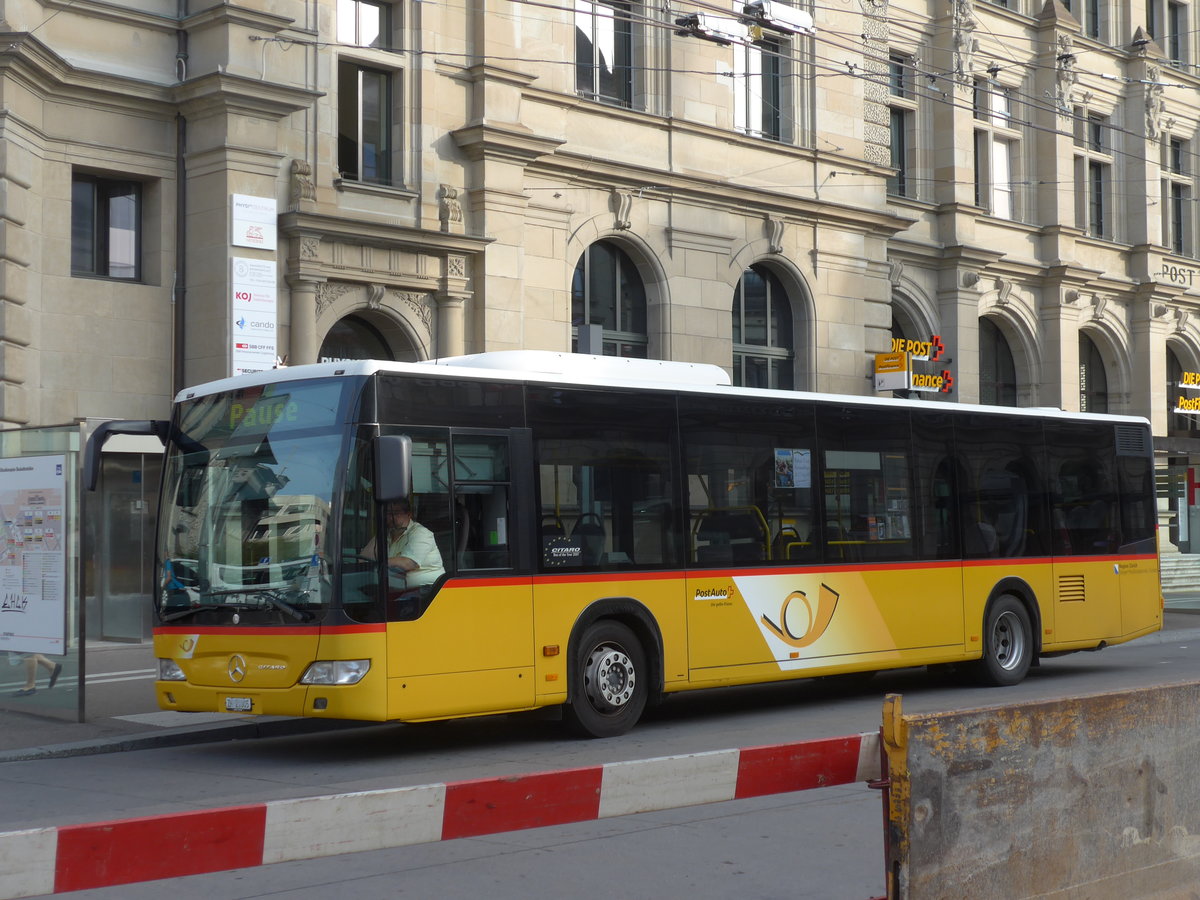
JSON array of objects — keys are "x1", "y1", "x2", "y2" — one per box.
[
  {"x1": 1079, "y1": 332, "x2": 1109, "y2": 413},
  {"x1": 734, "y1": 36, "x2": 787, "y2": 141},
  {"x1": 1162, "y1": 136, "x2": 1193, "y2": 256},
  {"x1": 571, "y1": 241, "x2": 648, "y2": 357},
  {"x1": 979, "y1": 318, "x2": 1018, "y2": 407},
  {"x1": 338, "y1": 61, "x2": 392, "y2": 184},
  {"x1": 973, "y1": 80, "x2": 1020, "y2": 219},
  {"x1": 1074, "y1": 111, "x2": 1113, "y2": 239},
  {"x1": 575, "y1": 0, "x2": 634, "y2": 107},
  {"x1": 337, "y1": 0, "x2": 391, "y2": 47},
  {"x1": 888, "y1": 54, "x2": 917, "y2": 198},
  {"x1": 733, "y1": 265, "x2": 794, "y2": 389},
  {"x1": 1149, "y1": 0, "x2": 1190, "y2": 66},
  {"x1": 71, "y1": 175, "x2": 141, "y2": 280},
  {"x1": 1063, "y1": 0, "x2": 1104, "y2": 41}
]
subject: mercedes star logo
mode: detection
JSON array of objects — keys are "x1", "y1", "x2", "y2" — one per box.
[{"x1": 228, "y1": 654, "x2": 247, "y2": 683}]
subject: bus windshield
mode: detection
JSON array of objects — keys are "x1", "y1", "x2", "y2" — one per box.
[{"x1": 156, "y1": 377, "x2": 354, "y2": 625}]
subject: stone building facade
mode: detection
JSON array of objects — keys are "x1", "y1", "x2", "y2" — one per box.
[{"x1": 3, "y1": 0, "x2": 1200, "y2": 550}]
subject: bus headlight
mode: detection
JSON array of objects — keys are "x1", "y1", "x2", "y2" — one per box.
[
  {"x1": 158, "y1": 659, "x2": 187, "y2": 681},
  {"x1": 300, "y1": 659, "x2": 371, "y2": 685}
]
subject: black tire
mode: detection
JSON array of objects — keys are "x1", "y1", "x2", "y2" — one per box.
[
  {"x1": 563, "y1": 620, "x2": 648, "y2": 738},
  {"x1": 975, "y1": 594, "x2": 1033, "y2": 686}
]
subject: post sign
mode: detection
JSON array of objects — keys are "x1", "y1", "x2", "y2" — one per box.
[
  {"x1": 231, "y1": 194, "x2": 277, "y2": 251},
  {"x1": 890, "y1": 334, "x2": 945, "y2": 362},
  {"x1": 874, "y1": 352, "x2": 911, "y2": 392},
  {"x1": 1174, "y1": 371, "x2": 1200, "y2": 414},
  {"x1": 880, "y1": 334, "x2": 954, "y2": 395},
  {"x1": 230, "y1": 257, "x2": 277, "y2": 376},
  {"x1": 0, "y1": 455, "x2": 67, "y2": 656}
]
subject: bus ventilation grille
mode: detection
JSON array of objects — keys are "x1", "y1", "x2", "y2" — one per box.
[
  {"x1": 1115, "y1": 425, "x2": 1149, "y2": 456},
  {"x1": 1058, "y1": 573, "x2": 1086, "y2": 603}
]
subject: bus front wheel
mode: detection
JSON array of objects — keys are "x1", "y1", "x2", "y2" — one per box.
[
  {"x1": 976, "y1": 595, "x2": 1033, "y2": 686},
  {"x1": 563, "y1": 620, "x2": 648, "y2": 738}
]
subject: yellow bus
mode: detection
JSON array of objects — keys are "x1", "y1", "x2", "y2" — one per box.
[{"x1": 86, "y1": 351, "x2": 1163, "y2": 737}]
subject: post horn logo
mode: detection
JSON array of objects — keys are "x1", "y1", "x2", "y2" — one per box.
[
  {"x1": 761, "y1": 584, "x2": 840, "y2": 649},
  {"x1": 228, "y1": 654, "x2": 247, "y2": 683}
]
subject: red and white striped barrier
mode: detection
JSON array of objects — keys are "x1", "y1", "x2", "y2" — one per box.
[{"x1": 0, "y1": 732, "x2": 880, "y2": 898}]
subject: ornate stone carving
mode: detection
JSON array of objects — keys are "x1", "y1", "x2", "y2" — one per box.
[
  {"x1": 366, "y1": 283, "x2": 385, "y2": 310},
  {"x1": 952, "y1": 0, "x2": 978, "y2": 85},
  {"x1": 611, "y1": 190, "x2": 633, "y2": 231},
  {"x1": 447, "y1": 256, "x2": 467, "y2": 279},
  {"x1": 1177, "y1": 309, "x2": 1191, "y2": 334},
  {"x1": 889, "y1": 259, "x2": 905, "y2": 286},
  {"x1": 995, "y1": 277, "x2": 1013, "y2": 306},
  {"x1": 394, "y1": 290, "x2": 434, "y2": 331},
  {"x1": 439, "y1": 184, "x2": 463, "y2": 233},
  {"x1": 315, "y1": 281, "x2": 356, "y2": 317},
  {"x1": 290, "y1": 159, "x2": 316, "y2": 206},
  {"x1": 1146, "y1": 65, "x2": 1166, "y2": 142},
  {"x1": 300, "y1": 237, "x2": 320, "y2": 260},
  {"x1": 766, "y1": 217, "x2": 784, "y2": 254},
  {"x1": 1091, "y1": 293, "x2": 1109, "y2": 320},
  {"x1": 1051, "y1": 34, "x2": 1077, "y2": 120}
]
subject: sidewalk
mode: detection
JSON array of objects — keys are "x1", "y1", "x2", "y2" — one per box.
[{"x1": 3, "y1": 609, "x2": 1200, "y2": 765}]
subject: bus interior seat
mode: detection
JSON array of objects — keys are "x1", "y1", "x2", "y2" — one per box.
[
  {"x1": 772, "y1": 525, "x2": 804, "y2": 560},
  {"x1": 571, "y1": 513, "x2": 606, "y2": 566},
  {"x1": 694, "y1": 509, "x2": 767, "y2": 564}
]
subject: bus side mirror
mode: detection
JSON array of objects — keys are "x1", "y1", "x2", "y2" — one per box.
[{"x1": 375, "y1": 435, "x2": 412, "y2": 503}]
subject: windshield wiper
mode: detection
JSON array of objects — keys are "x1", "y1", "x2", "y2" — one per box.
[
  {"x1": 160, "y1": 604, "x2": 228, "y2": 623},
  {"x1": 255, "y1": 589, "x2": 316, "y2": 623},
  {"x1": 162, "y1": 588, "x2": 316, "y2": 623}
]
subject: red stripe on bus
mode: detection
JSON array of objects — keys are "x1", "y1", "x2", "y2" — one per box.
[
  {"x1": 54, "y1": 805, "x2": 267, "y2": 892},
  {"x1": 734, "y1": 736, "x2": 864, "y2": 799},
  {"x1": 441, "y1": 767, "x2": 604, "y2": 840}
]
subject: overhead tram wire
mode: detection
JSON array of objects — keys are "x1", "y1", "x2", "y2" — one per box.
[{"x1": 293, "y1": 0, "x2": 1200, "y2": 197}]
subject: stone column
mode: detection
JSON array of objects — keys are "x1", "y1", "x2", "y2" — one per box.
[
  {"x1": 436, "y1": 293, "x2": 467, "y2": 358},
  {"x1": 286, "y1": 276, "x2": 323, "y2": 365}
]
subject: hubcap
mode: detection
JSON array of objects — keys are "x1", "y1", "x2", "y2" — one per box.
[
  {"x1": 992, "y1": 610, "x2": 1025, "y2": 671},
  {"x1": 583, "y1": 644, "x2": 636, "y2": 711}
]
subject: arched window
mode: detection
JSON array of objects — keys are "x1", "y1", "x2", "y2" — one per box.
[
  {"x1": 571, "y1": 241, "x2": 648, "y2": 357},
  {"x1": 318, "y1": 314, "x2": 403, "y2": 363},
  {"x1": 1078, "y1": 332, "x2": 1108, "y2": 413},
  {"x1": 732, "y1": 265, "x2": 793, "y2": 389},
  {"x1": 979, "y1": 318, "x2": 1017, "y2": 406}
]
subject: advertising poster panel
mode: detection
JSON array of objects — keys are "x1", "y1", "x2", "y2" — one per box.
[{"x1": 0, "y1": 455, "x2": 67, "y2": 656}]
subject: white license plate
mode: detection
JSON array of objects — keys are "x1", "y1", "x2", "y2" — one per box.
[{"x1": 225, "y1": 697, "x2": 253, "y2": 712}]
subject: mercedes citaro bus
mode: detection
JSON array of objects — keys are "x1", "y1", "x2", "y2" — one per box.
[{"x1": 85, "y1": 351, "x2": 1162, "y2": 737}]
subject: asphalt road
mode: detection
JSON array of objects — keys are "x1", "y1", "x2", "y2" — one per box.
[{"x1": 5, "y1": 619, "x2": 1200, "y2": 899}]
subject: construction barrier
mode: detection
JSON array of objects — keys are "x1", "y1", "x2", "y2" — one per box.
[
  {"x1": 881, "y1": 684, "x2": 1200, "y2": 899},
  {"x1": 0, "y1": 732, "x2": 879, "y2": 898}
]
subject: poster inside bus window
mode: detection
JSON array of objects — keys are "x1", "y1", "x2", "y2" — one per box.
[{"x1": 774, "y1": 449, "x2": 811, "y2": 488}]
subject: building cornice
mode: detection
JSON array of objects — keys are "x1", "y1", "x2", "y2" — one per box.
[
  {"x1": 171, "y1": 71, "x2": 318, "y2": 119},
  {"x1": 278, "y1": 211, "x2": 493, "y2": 256}
]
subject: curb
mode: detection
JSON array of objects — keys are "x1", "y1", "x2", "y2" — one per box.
[{"x1": 0, "y1": 731, "x2": 880, "y2": 899}]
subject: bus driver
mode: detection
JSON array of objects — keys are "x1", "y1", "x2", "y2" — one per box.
[{"x1": 366, "y1": 499, "x2": 445, "y2": 588}]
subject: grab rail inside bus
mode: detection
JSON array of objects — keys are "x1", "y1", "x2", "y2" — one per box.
[{"x1": 83, "y1": 420, "x2": 170, "y2": 492}]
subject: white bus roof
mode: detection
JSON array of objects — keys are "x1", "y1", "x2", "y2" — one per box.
[{"x1": 175, "y1": 351, "x2": 1150, "y2": 426}]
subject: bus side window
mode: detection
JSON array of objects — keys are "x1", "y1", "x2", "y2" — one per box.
[
  {"x1": 1046, "y1": 423, "x2": 1118, "y2": 557},
  {"x1": 451, "y1": 435, "x2": 512, "y2": 571}
]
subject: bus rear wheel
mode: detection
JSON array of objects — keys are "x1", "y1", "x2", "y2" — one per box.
[
  {"x1": 976, "y1": 595, "x2": 1033, "y2": 686},
  {"x1": 563, "y1": 620, "x2": 648, "y2": 738}
]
